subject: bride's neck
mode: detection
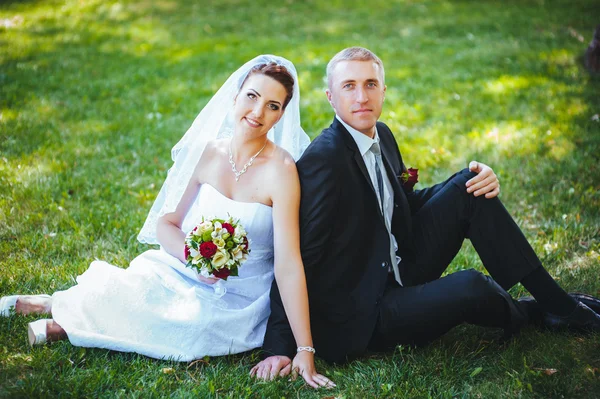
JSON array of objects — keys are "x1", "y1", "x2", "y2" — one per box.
[{"x1": 229, "y1": 136, "x2": 269, "y2": 162}]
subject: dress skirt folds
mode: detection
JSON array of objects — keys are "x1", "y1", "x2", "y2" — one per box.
[{"x1": 51, "y1": 184, "x2": 274, "y2": 361}]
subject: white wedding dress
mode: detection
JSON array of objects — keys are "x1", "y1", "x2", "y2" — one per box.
[{"x1": 51, "y1": 184, "x2": 274, "y2": 361}]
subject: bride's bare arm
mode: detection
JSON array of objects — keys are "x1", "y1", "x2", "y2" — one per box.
[
  {"x1": 156, "y1": 145, "x2": 213, "y2": 263},
  {"x1": 264, "y1": 155, "x2": 333, "y2": 388},
  {"x1": 156, "y1": 175, "x2": 201, "y2": 263}
]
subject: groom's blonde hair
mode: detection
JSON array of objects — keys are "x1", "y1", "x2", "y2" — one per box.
[{"x1": 326, "y1": 47, "x2": 385, "y2": 89}]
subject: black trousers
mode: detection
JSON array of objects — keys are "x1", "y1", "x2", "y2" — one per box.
[{"x1": 369, "y1": 169, "x2": 540, "y2": 349}]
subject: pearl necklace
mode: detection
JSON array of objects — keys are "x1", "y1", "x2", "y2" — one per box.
[{"x1": 228, "y1": 140, "x2": 268, "y2": 182}]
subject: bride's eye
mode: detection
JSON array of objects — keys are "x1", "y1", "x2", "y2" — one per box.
[
  {"x1": 247, "y1": 93, "x2": 256, "y2": 100},
  {"x1": 268, "y1": 104, "x2": 280, "y2": 111}
]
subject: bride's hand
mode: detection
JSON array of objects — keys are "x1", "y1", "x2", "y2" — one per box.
[
  {"x1": 197, "y1": 275, "x2": 220, "y2": 284},
  {"x1": 291, "y1": 351, "x2": 335, "y2": 389}
]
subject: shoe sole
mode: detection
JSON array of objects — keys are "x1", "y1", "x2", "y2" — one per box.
[{"x1": 28, "y1": 323, "x2": 37, "y2": 346}]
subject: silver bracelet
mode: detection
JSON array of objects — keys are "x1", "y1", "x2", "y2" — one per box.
[{"x1": 297, "y1": 346, "x2": 316, "y2": 354}]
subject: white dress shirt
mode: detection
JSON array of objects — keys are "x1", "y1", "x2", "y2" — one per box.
[{"x1": 336, "y1": 116, "x2": 403, "y2": 285}]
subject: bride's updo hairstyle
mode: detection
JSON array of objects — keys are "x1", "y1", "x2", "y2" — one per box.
[{"x1": 239, "y1": 62, "x2": 295, "y2": 110}]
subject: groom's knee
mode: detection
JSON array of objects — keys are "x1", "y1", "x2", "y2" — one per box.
[
  {"x1": 449, "y1": 168, "x2": 477, "y2": 191},
  {"x1": 449, "y1": 168, "x2": 501, "y2": 211},
  {"x1": 457, "y1": 269, "x2": 500, "y2": 301}
]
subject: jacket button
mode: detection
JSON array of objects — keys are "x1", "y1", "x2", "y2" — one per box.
[{"x1": 381, "y1": 261, "x2": 388, "y2": 268}]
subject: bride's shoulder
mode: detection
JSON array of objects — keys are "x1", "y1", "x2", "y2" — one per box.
[
  {"x1": 199, "y1": 139, "x2": 228, "y2": 160},
  {"x1": 206, "y1": 138, "x2": 229, "y2": 154},
  {"x1": 193, "y1": 140, "x2": 228, "y2": 176},
  {"x1": 270, "y1": 144, "x2": 296, "y2": 166},
  {"x1": 266, "y1": 144, "x2": 298, "y2": 180}
]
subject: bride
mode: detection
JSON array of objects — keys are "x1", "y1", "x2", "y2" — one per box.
[{"x1": 0, "y1": 55, "x2": 334, "y2": 388}]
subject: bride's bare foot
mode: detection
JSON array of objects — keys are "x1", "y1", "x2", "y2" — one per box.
[
  {"x1": 28, "y1": 319, "x2": 67, "y2": 346},
  {"x1": 46, "y1": 319, "x2": 67, "y2": 342},
  {"x1": 15, "y1": 295, "x2": 52, "y2": 315}
]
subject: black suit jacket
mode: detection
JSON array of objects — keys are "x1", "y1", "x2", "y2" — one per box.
[{"x1": 262, "y1": 118, "x2": 446, "y2": 363}]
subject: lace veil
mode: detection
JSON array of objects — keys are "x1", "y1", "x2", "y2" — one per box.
[{"x1": 137, "y1": 55, "x2": 310, "y2": 245}]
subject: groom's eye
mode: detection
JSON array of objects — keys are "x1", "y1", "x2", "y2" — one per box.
[{"x1": 343, "y1": 83, "x2": 354, "y2": 89}]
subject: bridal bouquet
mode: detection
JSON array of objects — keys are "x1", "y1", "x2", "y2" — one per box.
[{"x1": 184, "y1": 217, "x2": 249, "y2": 280}]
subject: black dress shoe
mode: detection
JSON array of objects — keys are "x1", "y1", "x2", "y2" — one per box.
[
  {"x1": 543, "y1": 302, "x2": 600, "y2": 332},
  {"x1": 569, "y1": 292, "x2": 600, "y2": 314},
  {"x1": 517, "y1": 296, "x2": 543, "y2": 325}
]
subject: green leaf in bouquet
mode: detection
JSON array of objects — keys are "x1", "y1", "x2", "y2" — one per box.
[
  {"x1": 229, "y1": 266, "x2": 239, "y2": 277},
  {"x1": 191, "y1": 240, "x2": 199, "y2": 250},
  {"x1": 222, "y1": 233, "x2": 230, "y2": 240},
  {"x1": 225, "y1": 240, "x2": 234, "y2": 249},
  {"x1": 202, "y1": 231, "x2": 212, "y2": 242}
]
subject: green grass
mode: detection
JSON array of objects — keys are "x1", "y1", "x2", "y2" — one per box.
[{"x1": 1, "y1": 0, "x2": 600, "y2": 397}]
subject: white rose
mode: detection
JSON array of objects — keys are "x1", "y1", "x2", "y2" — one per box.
[
  {"x1": 211, "y1": 249, "x2": 230, "y2": 268},
  {"x1": 197, "y1": 221, "x2": 213, "y2": 235},
  {"x1": 231, "y1": 246, "x2": 244, "y2": 261},
  {"x1": 211, "y1": 222, "x2": 224, "y2": 239},
  {"x1": 213, "y1": 237, "x2": 226, "y2": 249},
  {"x1": 234, "y1": 225, "x2": 246, "y2": 239}
]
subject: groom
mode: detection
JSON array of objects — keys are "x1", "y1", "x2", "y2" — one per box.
[{"x1": 253, "y1": 47, "x2": 600, "y2": 377}]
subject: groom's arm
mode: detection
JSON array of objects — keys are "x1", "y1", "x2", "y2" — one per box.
[
  {"x1": 261, "y1": 280, "x2": 296, "y2": 359},
  {"x1": 379, "y1": 123, "x2": 499, "y2": 212},
  {"x1": 405, "y1": 163, "x2": 499, "y2": 213}
]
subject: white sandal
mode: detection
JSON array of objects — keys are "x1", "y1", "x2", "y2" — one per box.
[
  {"x1": 0, "y1": 295, "x2": 19, "y2": 317},
  {"x1": 0, "y1": 294, "x2": 51, "y2": 317},
  {"x1": 28, "y1": 319, "x2": 49, "y2": 346}
]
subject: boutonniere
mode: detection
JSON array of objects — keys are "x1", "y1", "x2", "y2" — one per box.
[{"x1": 400, "y1": 168, "x2": 419, "y2": 190}]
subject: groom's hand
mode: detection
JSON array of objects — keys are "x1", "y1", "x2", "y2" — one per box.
[
  {"x1": 250, "y1": 355, "x2": 292, "y2": 381},
  {"x1": 466, "y1": 161, "x2": 500, "y2": 199}
]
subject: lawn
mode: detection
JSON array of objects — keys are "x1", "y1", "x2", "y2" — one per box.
[{"x1": 1, "y1": 0, "x2": 599, "y2": 397}]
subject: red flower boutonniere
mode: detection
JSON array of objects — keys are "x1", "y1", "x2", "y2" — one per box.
[{"x1": 400, "y1": 168, "x2": 419, "y2": 190}]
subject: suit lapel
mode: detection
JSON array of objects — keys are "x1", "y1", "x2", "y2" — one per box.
[
  {"x1": 332, "y1": 118, "x2": 385, "y2": 223},
  {"x1": 334, "y1": 118, "x2": 377, "y2": 194},
  {"x1": 353, "y1": 151, "x2": 377, "y2": 195}
]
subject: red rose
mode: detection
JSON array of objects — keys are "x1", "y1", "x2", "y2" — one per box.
[
  {"x1": 401, "y1": 168, "x2": 419, "y2": 190},
  {"x1": 222, "y1": 223, "x2": 235, "y2": 235},
  {"x1": 212, "y1": 268, "x2": 231, "y2": 280},
  {"x1": 184, "y1": 245, "x2": 191, "y2": 260},
  {"x1": 199, "y1": 242, "x2": 218, "y2": 258}
]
